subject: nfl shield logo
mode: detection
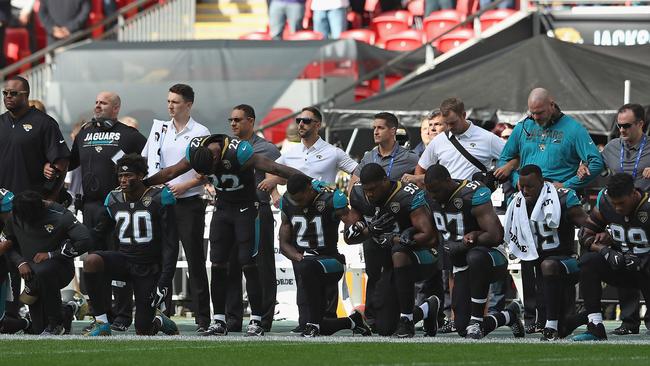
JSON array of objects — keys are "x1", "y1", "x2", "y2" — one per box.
[
  {"x1": 638, "y1": 211, "x2": 648, "y2": 223},
  {"x1": 453, "y1": 198, "x2": 463, "y2": 209},
  {"x1": 222, "y1": 160, "x2": 232, "y2": 169},
  {"x1": 142, "y1": 196, "x2": 152, "y2": 207},
  {"x1": 390, "y1": 202, "x2": 400, "y2": 213},
  {"x1": 315, "y1": 201, "x2": 326, "y2": 212}
]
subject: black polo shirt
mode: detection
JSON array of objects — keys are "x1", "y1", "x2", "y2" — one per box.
[
  {"x1": 69, "y1": 121, "x2": 147, "y2": 202},
  {"x1": 0, "y1": 107, "x2": 71, "y2": 193}
]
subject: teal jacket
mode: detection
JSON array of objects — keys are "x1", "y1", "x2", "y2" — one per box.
[{"x1": 498, "y1": 114, "x2": 603, "y2": 190}]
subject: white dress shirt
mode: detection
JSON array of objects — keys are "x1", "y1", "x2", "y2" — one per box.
[
  {"x1": 142, "y1": 117, "x2": 210, "y2": 198},
  {"x1": 276, "y1": 137, "x2": 357, "y2": 184},
  {"x1": 418, "y1": 122, "x2": 505, "y2": 180}
]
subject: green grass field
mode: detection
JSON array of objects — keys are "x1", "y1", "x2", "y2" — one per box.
[{"x1": 1, "y1": 320, "x2": 650, "y2": 366}]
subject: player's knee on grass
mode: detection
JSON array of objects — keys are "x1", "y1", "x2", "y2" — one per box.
[
  {"x1": 83, "y1": 253, "x2": 105, "y2": 272},
  {"x1": 391, "y1": 251, "x2": 412, "y2": 268}
]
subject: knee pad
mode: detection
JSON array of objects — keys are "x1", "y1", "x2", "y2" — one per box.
[{"x1": 540, "y1": 259, "x2": 564, "y2": 277}]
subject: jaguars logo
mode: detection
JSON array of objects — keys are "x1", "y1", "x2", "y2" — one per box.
[
  {"x1": 95, "y1": 146, "x2": 103, "y2": 153},
  {"x1": 638, "y1": 211, "x2": 648, "y2": 223},
  {"x1": 390, "y1": 202, "x2": 400, "y2": 213},
  {"x1": 303, "y1": 208, "x2": 309, "y2": 214},
  {"x1": 315, "y1": 201, "x2": 326, "y2": 212},
  {"x1": 22, "y1": 124, "x2": 32, "y2": 132},
  {"x1": 453, "y1": 198, "x2": 463, "y2": 209},
  {"x1": 142, "y1": 196, "x2": 152, "y2": 207},
  {"x1": 222, "y1": 160, "x2": 232, "y2": 170},
  {"x1": 44, "y1": 224, "x2": 54, "y2": 233}
]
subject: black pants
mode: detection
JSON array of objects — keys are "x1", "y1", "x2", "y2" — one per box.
[
  {"x1": 84, "y1": 200, "x2": 133, "y2": 326},
  {"x1": 618, "y1": 288, "x2": 649, "y2": 329},
  {"x1": 175, "y1": 196, "x2": 210, "y2": 327},
  {"x1": 521, "y1": 259, "x2": 545, "y2": 326},
  {"x1": 84, "y1": 251, "x2": 160, "y2": 334},
  {"x1": 26, "y1": 258, "x2": 75, "y2": 334},
  {"x1": 362, "y1": 240, "x2": 392, "y2": 326}
]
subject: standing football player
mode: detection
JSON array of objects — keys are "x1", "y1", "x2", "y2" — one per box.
[
  {"x1": 279, "y1": 174, "x2": 372, "y2": 337},
  {"x1": 575, "y1": 173, "x2": 650, "y2": 341},
  {"x1": 505, "y1": 164, "x2": 587, "y2": 340},
  {"x1": 344, "y1": 163, "x2": 441, "y2": 338},
  {"x1": 144, "y1": 133, "x2": 302, "y2": 336},
  {"x1": 425, "y1": 164, "x2": 524, "y2": 340},
  {"x1": 83, "y1": 154, "x2": 179, "y2": 336}
]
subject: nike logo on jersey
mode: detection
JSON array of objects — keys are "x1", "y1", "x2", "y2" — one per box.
[
  {"x1": 59, "y1": 139, "x2": 65, "y2": 143},
  {"x1": 241, "y1": 145, "x2": 247, "y2": 151},
  {"x1": 240, "y1": 207, "x2": 249, "y2": 212},
  {"x1": 479, "y1": 192, "x2": 488, "y2": 196}
]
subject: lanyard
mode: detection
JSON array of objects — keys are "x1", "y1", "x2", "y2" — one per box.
[
  {"x1": 374, "y1": 146, "x2": 396, "y2": 178},
  {"x1": 620, "y1": 135, "x2": 647, "y2": 179}
]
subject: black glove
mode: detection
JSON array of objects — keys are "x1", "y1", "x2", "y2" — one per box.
[
  {"x1": 624, "y1": 253, "x2": 642, "y2": 272},
  {"x1": 368, "y1": 212, "x2": 395, "y2": 237},
  {"x1": 151, "y1": 286, "x2": 168, "y2": 309},
  {"x1": 60, "y1": 239, "x2": 79, "y2": 258},
  {"x1": 376, "y1": 233, "x2": 397, "y2": 249},
  {"x1": 398, "y1": 227, "x2": 417, "y2": 247},
  {"x1": 344, "y1": 221, "x2": 366, "y2": 242},
  {"x1": 600, "y1": 246, "x2": 625, "y2": 271}
]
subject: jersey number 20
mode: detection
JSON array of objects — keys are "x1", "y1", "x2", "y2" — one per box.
[{"x1": 115, "y1": 211, "x2": 153, "y2": 244}]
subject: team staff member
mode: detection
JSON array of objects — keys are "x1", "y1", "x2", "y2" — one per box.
[
  {"x1": 346, "y1": 112, "x2": 421, "y2": 331},
  {"x1": 69, "y1": 91, "x2": 147, "y2": 332},
  {"x1": 142, "y1": 84, "x2": 211, "y2": 333},
  {"x1": 225, "y1": 104, "x2": 281, "y2": 332}
]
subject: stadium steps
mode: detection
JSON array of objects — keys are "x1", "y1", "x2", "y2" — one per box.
[{"x1": 194, "y1": 0, "x2": 269, "y2": 40}]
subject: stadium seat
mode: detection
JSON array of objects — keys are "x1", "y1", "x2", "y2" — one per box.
[
  {"x1": 239, "y1": 32, "x2": 272, "y2": 40},
  {"x1": 347, "y1": 10, "x2": 363, "y2": 29},
  {"x1": 379, "y1": 10, "x2": 414, "y2": 26},
  {"x1": 32, "y1": 0, "x2": 47, "y2": 49},
  {"x1": 368, "y1": 75, "x2": 402, "y2": 92},
  {"x1": 383, "y1": 30, "x2": 425, "y2": 51},
  {"x1": 4, "y1": 28, "x2": 31, "y2": 70},
  {"x1": 479, "y1": 9, "x2": 517, "y2": 30},
  {"x1": 371, "y1": 15, "x2": 410, "y2": 43},
  {"x1": 88, "y1": 0, "x2": 105, "y2": 39},
  {"x1": 437, "y1": 29, "x2": 474, "y2": 52},
  {"x1": 456, "y1": 0, "x2": 479, "y2": 19},
  {"x1": 260, "y1": 108, "x2": 294, "y2": 144},
  {"x1": 116, "y1": 0, "x2": 139, "y2": 19},
  {"x1": 285, "y1": 30, "x2": 324, "y2": 41},
  {"x1": 423, "y1": 10, "x2": 462, "y2": 42},
  {"x1": 340, "y1": 29, "x2": 377, "y2": 45},
  {"x1": 407, "y1": 0, "x2": 425, "y2": 17}
]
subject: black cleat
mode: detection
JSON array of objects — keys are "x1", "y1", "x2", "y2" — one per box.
[
  {"x1": 301, "y1": 324, "x2": 320, "y2": 338},
  {"x1": 540, "y1": 327, "x2": 559, "y2": 341},
  {"x1": 40, "y1": 325, "x2": 65, "y2": 336},
  {"x1": 506, "y1": 302, "x2": 525, "y2": 338},
  {"x1": 110, "y1": 323, "x2": 129, "y2": 332},
  {"x1": 349, "y1": 311, "x2": 372, "y2": 336},
  {"x1": 611, "y1": 324, "x2": 639, "y2": 335},
  {"x1": 423, "y1": 295, "x2": 440, "y2": 337},
  {"x1": 465, "y1": 320, "x2": 484, "y2": 340},
  {"x1": 202, "y1": 320, "x2": 228, "y2": 336},
  {"x1": 393, "y1": 316, "x2": 415, "y2": 338},
  {"x1": 245, "y1": 320, "x2": 265, "y2": 337},
  {"x1": 525, "y1": 321, "x2": 544, "y2": 334},
  {"x1": 291, "y1": 324, "x2": 306, "y2": 334},
  {"x1": 439, "y1": 319, "x2": 456, "y2": 334}
]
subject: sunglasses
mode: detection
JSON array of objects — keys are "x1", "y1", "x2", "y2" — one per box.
[
  {"x1": 617, "y1": 123, "x2": 634, "y2": 130},
  {"x1": 295, "y1": 117, "x2": 317, "y2": 124},
  {"x1": 228, "y1": 117, "x2": 249, "y2": 123},
  {"x1": 2, "y1": 90, "x2": 28, "y2": 97}
]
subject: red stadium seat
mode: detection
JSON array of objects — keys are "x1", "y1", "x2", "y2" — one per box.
[
  {"x1": 371, "y1": 15, "x2": 410, "y2": 43},
  {"x1": 116, "y1": 0, "x2": 139, "y2": 19},
  {"x1": 239, "y1": 32, "x2": 272, "y2": 40},
  {"x1": 260, "y1": 108, "x2": 294, "y2": 144},
  {"x1": 437, "y1": 29, "x2": 474, "y2": 52},
  {"x1": 4, "y1": 28, "x2": 31, "y2": 70},
  {"x1": 347, "y1": 11, "x2": 363, "y2": 29},
  {"x1": 379, "y1": 10, "x2": 414, "y2": 26},
  {"x1": 383, "y1": 30, "x2": 425, "y2": 51},
  {"x1": 368, "y1": 75, "x2": 402, "y2": 92},
  {"x1": 423, "y1": 10, "x2": 462, "y2": 41},
  {"x1": 88, "y1": 0, "x2": 105, "y2": 39},
  {"x1": 407, "y1": 0, "x2": 425, "y2": 17},
  {"x1": 340, "y1": 29, "x2": 377, "y2": 45},
  {"x1": 284, "y1": 30, "x2": 324, "y2": 41},
  {"x1": 479, "y1": 9, "x2": 517, "y2": 30}
]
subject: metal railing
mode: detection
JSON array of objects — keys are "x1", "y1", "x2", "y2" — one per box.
[{"x1": 111, "y1": 0, "x2": 195, "y2": 42}]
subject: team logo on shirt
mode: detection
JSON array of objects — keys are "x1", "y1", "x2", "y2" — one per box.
[
  {"x1": 315, "y1": 201, "x2": 326, "y2": 212},
  {"x1": 390, "y1": 202, "x2": 400, "y2": 213},
  {"x1": 222, "y1": 160, "x2": 232, "y2": 169},
  {"x1": 22, "y1": 124, "x2": 32, "y2": 132},
  {"x1": 453, "y1": 198, "x2": 464, "y2": 209},
  {"x1": 95, "y1": 146, "x2": 103, "y2": 153},
  {"x1": 44, "y1": 224, "x2": 54, "y2": 233},
  {"x1": 303, "y1": 208, "x2": 309, "y2": 214},
  {"x1": 142, "y1": 196, "x2": 152, "y2": 208},
  {"x1": 638, "y1": 211, "x2": 648, "y2": 223}
]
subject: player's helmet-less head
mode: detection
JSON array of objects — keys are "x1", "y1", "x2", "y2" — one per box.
[
  {"x1": 12, "y1": 190, "x2": 45, "y2": 224},
  {"x1": 189, "y1": 146, "x2": 215, "y2": 175},
  {"x1": 287, "y1": 174, "x2": 315, "y2": 208},
  {"x1": 360, "y1": 163, "x2": 391, "y2": 204},
  {"x1": 607, "y1": 173, "x2": 638, "y2": 216}
]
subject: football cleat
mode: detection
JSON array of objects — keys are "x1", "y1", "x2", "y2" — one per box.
[
  {"x1": 40, "y1": 325, "x2": 65, "y2": 336},
  {"x1": 156, "y1": 310, "x2": 179, "y2": 335},
  {"x1": 196, "y1": 325, "x2": 208, "y2": 334},
  {"x1": 439, "y1": 319, "x2": 456, "y2": 334},
  {"x1": 572, "y1": 322, "x2": 607, "y2": 341},
  {"x1": 525, "y1": 321, "x2": 544, "y2": 334},
  {"x1": 290, "y1": 324, "x2": 306, "y2": 334},
  {"x1": 611, "y1": 324, "x2": 639, "y2": 335},
  {"x1": 110, "y1": 323, "x2": 129, "y2": 332},
  {"x1": 202, "y1": 320, "x2": 228, "y2": 336},
  {"x1": 540, "y1": 327, "x2": 559, "y2": 341},
  {"x1": 245, "y1": 320, "x2": 265, "y2": 337},
  {"x1": 301, "y1": 324, "x2": 320, "y2": 338},
  {"x1": 465, "y1": 321, "x2": 484, "y2": 340},
  {"x1": 506, "y1": 302, "x2": 525, "y2": 338},
  {"x1": 423, "y1": 295, "x2": 440, "y2": 337},
  {"x1": 84, "y1": 320, "x2": 111, "y2": 336},
  {"x1": 349, "y1": 311, "x2": 372, "y2": 336},
  {"x1": 393, "y1": 316, "x2": 415, "y2": 338}
]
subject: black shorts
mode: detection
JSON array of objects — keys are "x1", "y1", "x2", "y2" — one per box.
[
  {"x1": 95, "y1": 251, "x2": 160, "y2": 331},
  {"x1": 209, "y1": 200, "x2": 259, "y2": 265}
]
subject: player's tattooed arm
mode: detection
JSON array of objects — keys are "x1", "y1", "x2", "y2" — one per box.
[
  {"x1": 279, "y1": 213, "x2": 303, "y2": 262},
  {"x1": 578, "y1": 207, "x2": 612, "y2": 253},
  {"x1": 410, "y1": 206, "x2": 438, "y2": 249},
  {"x1": 144, "y1": 158, "x2": 192, "y2": 186},
  {"x1": 340, "y1": 206, "x2": 369, "y2": 244},
  {"x1": 250, "y1": 155, "x2": 304, "y2": 180},
  {"x1": 467, "y1": 201, "x2": 504, "y2": 247}
]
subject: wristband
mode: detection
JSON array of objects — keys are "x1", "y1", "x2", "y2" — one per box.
[{"x1": 18, "y1": 262, "x2": 29, "y2": 270}]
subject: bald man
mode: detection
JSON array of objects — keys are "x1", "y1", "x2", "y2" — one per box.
[{"x1": 69, "y1": 91, "x2": 147, "y2": 332}]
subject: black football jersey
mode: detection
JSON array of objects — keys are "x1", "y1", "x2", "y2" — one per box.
[
  {"x1": 186, "y1": 134, "x2": 256, "y2": 203},
  {"x1": 349, "y1": 181, "x2": 428, "y2": 235},
  {"x1": 429, "y1": 180, "x2": 491, "y2": 243},
  {"x1": 597, "y1": 188, "x2": 650, "y2": 254},
  {"x1": 103, "y1": 186, "x2": 177, "y2": 264},
  {"x1": 280, "y1": 188, "x2": 348, "y2": 256}
]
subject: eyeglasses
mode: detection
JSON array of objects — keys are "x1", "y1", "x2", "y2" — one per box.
[
  {"x1": 227, "y1": 117, "x2": 248, "y2": 123},
  {"x1": 617, "y1": 123, "x2": 634, "y2": 130},
  {"x1": 2, "y1": 90, "x2": 28, "y2": 97},
  {"x1": 295, "y1": 117, "x2": 317, "y2": 125}
]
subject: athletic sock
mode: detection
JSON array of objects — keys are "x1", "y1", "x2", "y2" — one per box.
[
  {"x1": 501, "y1": 310, "x2": 511, "y2": 325},
  {"x1": 545, "y1": 320, "x2": 558, "y2": 330},
  {"x1": 214, "y1": 314, "x2": 226, "y2": 323},
  {"x1": 400, "y1": 313, "x2": 414, "y2": 321},
  {"x1": 250, "y1": 315, "x2": 262, "y2": 322},
  {"x1": 96, "y1": 314, "x2": 108, "y2": 323},
  {"x1": 587, "y1": 313, "x2": 603, "y2": 325}
]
